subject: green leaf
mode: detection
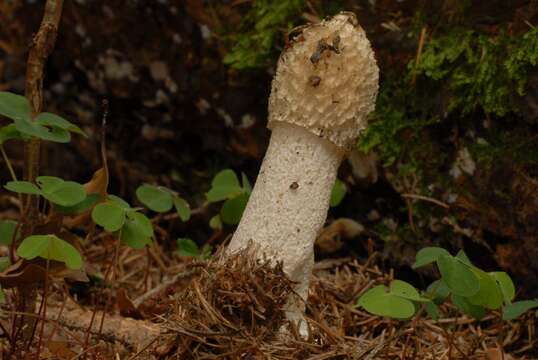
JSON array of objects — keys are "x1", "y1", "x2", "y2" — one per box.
[
  {"x1": 55, "y1": 193, "x2": 100, "y2": 214},
  {"x1": 92, "y1": 203, "x2": 126, "y2": 232},
  {"x1": 0, "y1": 256, "x2": 11, "y2": 272},
  {"x1": 220, "y1": 193, "x2": 249, "y2": 224},
  {"x1": 136, "y1": 184, "x2": 173, "y2": 212},
  {"x1": 120, "y1": 212, "x2": 153, "y2": 249},
  {"x1": 42, "y1": 126, "x2": 71, "y2": 143},
  {"x1": 502, "y1": 300, "x2": 538, "y2": 321},
  {"x1": 390, "y1": 280, "x2": 429, "y2": 302},
  {"x1": 330, "y1": 178, "x2": 347, "y2": 207},
  {"x1": 4, "y1": 181, "x2": 41, "y2": 195},
  {"x1": 107, "y1": 195, "x2": 131, "y2": 209},
  {"x1": 209, "y1": 215, "x2": 222, "y2": 230},
  {"x1": 241, "y1": 172, "x2": 252, "y2": 194},
  {"x1": 467, "y1": 268, "x2": 504, "y2": 309},
  {"x1": 36, "y1": 112, "x2": 86, "y2": 137},
  {"x1": 0, "y1": 288, "x2": 5, "y2": 303},
  {"x1": 357, "y1": 285, "x2": 416, "y2": 319},
  {"x1": 173, "y1": 196, "x2": 191, "y2": 221},
  {"x1": 36, "y1": 176, "x2": 63, "y2": 189},
  {"x1": 206, "y1": 169, "x2": 242, "y2": 202},
  {"x1": 455, "y1": 249, "x2": 472, "y2": 265},
  {"x1": 425, "y1": 279, "x2": 451, "y2": 303},
  {"x1": 490, "y1": 272, "x2": 516, "y2": 304},
  {"x1": 16, "y1": 234, "x2": 82, "y2": 269},
  {"x1": 38, "y1": 177, "x2": 86, "y2": 207},
  {"x1": 0, "y1": 92, "x2": 31, "y2": 120},
  {"x1": 425, "y1": 301, "x2": 440, "y2": 320},
  {"x1": 412, "y1": 247, "x2": 451, "y2": 269},
  {"x1": 0, "y1": 124, "x2": 24, "y2": 144},
  {"x1": 452, "y1": 295, "x2": 486, "y2": 320},
  {"x1": 176, "y1": 238, "x2": 199, "y2": 257},
  {"x1": 437, "y1": 254, "x2": 480, "y2": 297},
  {"x1": 0, "y1": 220, "x2": 17, "y2": 245},
  {"x1": 13, "y1": 117, "x2": 71, "y2": 143}
]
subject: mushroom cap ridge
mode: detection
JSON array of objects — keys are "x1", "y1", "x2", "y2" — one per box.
[{"x1": 268, "y1": 12, "x2": 379, "y2": 149}]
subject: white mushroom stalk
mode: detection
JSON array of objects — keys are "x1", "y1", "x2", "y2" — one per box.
[{"x1": 227, "y1": 12, "x2": 379, "y2": 320}]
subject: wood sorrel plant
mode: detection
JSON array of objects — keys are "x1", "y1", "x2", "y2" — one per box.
[
  {"x1": 357, "y1": 247, "x2": 538, "y2": 322},
  {"x1": 0, "y1": 91, "x2": 192, "y2": 356}
]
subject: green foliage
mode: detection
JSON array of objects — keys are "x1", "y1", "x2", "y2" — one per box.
[
  {"x1": 16, "y1": 234, "x2": 82, "y2": 270},
  {"x1": 5, "y1": 176, "x2": 86, "y2": 207},
  {"x1": 223, "y1": 0, "x2": 305, "y2": 69},
  {"x1": 206, "y1": 169, "x2": 245, "y2": 203},
  {"x1": 358, "y1": 247, "x2": 522, "y2": 321},
  {"x1": 136, "y1": 183, "x2": 191, "y2": 221},
  {"x1": 176, "y1": 238, "x2": 212, "y2": 260},
  {"x1": 0, "y1": 91, "x2": 86, "y2": 143},
  {"x1": 0, "y1": 220, "x2": 17, "y2": 245},
  {"x1": 92, "y1": 202, "x2": 126, "y2": 232},
  {"x1": 329, "y1": 178, "x2": 346, "y2": 207},
  {"x1": 91, "y1": 196, "x2": 154, "y2": 249},
  {"x1": 120, "y1": 211, "x2": 153, "y2": 249},
  {"x1": 206, "y1": 169, "x2": 251, "y2": 225},
  {"x1": 502, "y1": 300, "x2": 538, "y2": 321},
  {"x1": 0, "y1": 124, "x2": 25, "y2": 144},
  {"x1": 0, "y1": 257, "x2": 11, "y2": 272},
  {"x1": 136, "y1": 184, "x2": 173, "y2": 212},
  {"x1": 0, "y1": 91, "x2": 31, "y2": 120},
  {"x1": 415, "y1": 27, "x2": 538, "y2": 116},
  {"x1": 357, "y1": 280, "x2": 429, "y2": 319},
  {"x1": 55, "y1": 193, "x2": 100, "y2": 215}
]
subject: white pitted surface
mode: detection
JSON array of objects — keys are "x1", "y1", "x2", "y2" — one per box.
[
  {"x1": 227, "y1": 122, "x2": 342, "y2": 301},
  {"x1": 227, "y1": 12, "x2": 379, "y2": 328},
  {"x1": 268, "y1": 13, "x2": 379, "y2": 149}
]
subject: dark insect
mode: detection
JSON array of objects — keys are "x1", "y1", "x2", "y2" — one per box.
[
  {"x1": 310, "y1": 36, "x2": 341, "y2": 64},
  {"x1": 310, "y1": 39, "x2": 329, "y2": 64},
  {"x1": 290, "y1": 181, "x2": 299, "y2": 190}
]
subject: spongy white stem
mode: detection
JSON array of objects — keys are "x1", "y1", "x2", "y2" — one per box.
[{"x1": 227, "y1": 121, "x2": 343, "y2": 303}]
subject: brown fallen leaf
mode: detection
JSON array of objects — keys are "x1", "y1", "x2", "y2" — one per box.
[
  {"x1": 64, "y1": 166, "x2": 109, "y2": 229},
  {"x1": 315, "y1": 218, "x2": 364, "y2": 254}
]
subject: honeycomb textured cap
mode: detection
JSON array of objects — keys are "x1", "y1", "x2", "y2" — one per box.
[{"x1": 268, "y1": 12, "x2": 379, "y2": 149}]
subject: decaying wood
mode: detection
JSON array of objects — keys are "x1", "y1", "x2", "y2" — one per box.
[{"x1": 47, "y1": 299, "x2": 162, "y2": 350}]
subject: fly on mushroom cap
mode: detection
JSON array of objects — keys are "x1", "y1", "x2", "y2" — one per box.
[{"x1": 268, "y1": 12, "x2": 379, "y2": 149}]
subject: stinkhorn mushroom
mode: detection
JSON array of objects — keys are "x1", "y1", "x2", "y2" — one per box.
[{"x1": 227, "y1": 12, "x2": 379, "y2": 323}]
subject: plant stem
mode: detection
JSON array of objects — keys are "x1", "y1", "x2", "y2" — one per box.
[
  {"x1": 0, "y1": 144, "x2": 22, "y2": 207},
  {"x1": 1, "y1": 145, "x2": 17, "y2": 182}
]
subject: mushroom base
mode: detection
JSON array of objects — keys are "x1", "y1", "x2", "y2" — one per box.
[{"x1": 227, "y1": 122, "x2": 343, "y2": 310}]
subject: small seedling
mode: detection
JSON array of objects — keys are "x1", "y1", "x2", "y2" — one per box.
[
  {"x1": 176, "y1": 238, "x2": 212, "y2": 260},
  {"x1": 92, "y1": 195, "x2": 154, "y2": 249}
]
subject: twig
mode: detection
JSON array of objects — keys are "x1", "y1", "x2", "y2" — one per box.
[
  {"x1": 411, "y1": 26, "x2": 427, "y2": 85},
  {"x1": 401, "y1": 193, "x2": 450, "y2": 209}
]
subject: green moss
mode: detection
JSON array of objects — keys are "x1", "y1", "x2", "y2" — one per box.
[
  {"x1": 415, "y1": 27, "x2": 538, "y2": 116},
  {"x1": 223, "y1": 0, "x2": 306, "y2": 70}
]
